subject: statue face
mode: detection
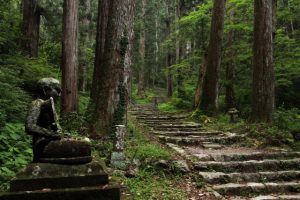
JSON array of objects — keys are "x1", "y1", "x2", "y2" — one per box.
[{"x1": 38, "y1": 78, "x2": 61, "y2": 100}]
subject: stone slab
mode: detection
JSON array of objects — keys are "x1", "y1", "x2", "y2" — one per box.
[
  {"x1": 1, "y1": 185, "x2": 120, "y2": 200},
  {"x1": 10, "y1": 161, "x2": 108, "y2": 192}
]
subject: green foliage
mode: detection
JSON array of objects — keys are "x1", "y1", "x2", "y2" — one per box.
[
  {"x1": 122, "y1": 119, "x2": 187, "y2": 199},
  {"x1": 132, "y1": 85, "x2": 156, "y2": 104},
  {"x1": 126, "y1": 122, "x2": 173, "y2": 163},
  {"x1": 124, "y1": 167, "x2": 188, "y2": 200},
  {"x1": 273, "y1": 108, "x2": 300, "y2": 132},
  {"x1": 0, "y1": 54, "x2": 59, "y2": 191},
  {"x1": 0, "y1": 123, "x2": 32, "y2": 191},
  {"x1": 111, "y1": 82, "x2": 127, "y2": 136},
  {"x1": 0, "y1": 0, "x2": 21, "y2": 54}
]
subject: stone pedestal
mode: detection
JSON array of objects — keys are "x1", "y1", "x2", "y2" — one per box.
[
  {"x1": 110, "y1": 125, "x2": 129, "y2": 170},
  {"x1": 0, "y1": 161, "x2": 121, "y2": 200}
]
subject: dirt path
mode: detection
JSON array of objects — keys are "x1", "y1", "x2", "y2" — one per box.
[{"x1": 129, "y1": 104, "x2": 300, "y2": 200}]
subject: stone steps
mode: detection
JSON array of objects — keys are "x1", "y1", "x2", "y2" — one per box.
[
  {"x1": 228, "y1": 194, "x2": 300, "y2": 200},
  {"x1": 194, "y1": 159, "x2": 300, "y2": 173},
  {"x1": 153, "y1": 127, "x2": 203, "y2": 132},
  {"x1": 192, "y1": 152, "x2": 300, "y2": 162},
  {"x1": 136, "y1": 116, "x2": 186, "y2": 120},
  {"x1": 129, "y1": 104, "x2": 300, "y2": 199},
  {"x1": 153, "y1": 130, "x2": 222, "y2": 136},
  {"x1": 143, "y1": 121, "x2": 185, "y2": 125},
  {"x1": 213, "y1": 182, "x2": 300, "y2": 196},
  {"x1": 158, "y1": 134, "x2": 241, "y2": 146},
  {"x1": 199, "y1": 170, "x2": 300, "y2": 184},
  {"x1": 250, "y1": 194, "x2": 300, "y2": 200}
]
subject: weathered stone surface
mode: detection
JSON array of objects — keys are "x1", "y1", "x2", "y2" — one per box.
[
  {"x1": 166, "y1": 143, "x2": 185, "y2": 155},
  {"x1": 213, "y1": 182, "x2": 300, "y2": 196},
  {"x1": 252, "y1": 194, "x2": 300, "y2": 200},
  {"x1": 171, "y1": 160, "x2": 190, "y2": 173},
  {"x1": 110, "y1": 152, "x2": 129, "y2": 170},
  {"x1": 10, "y1": 161, "x2": 108, "y2": 192},
  {"x1": 1, "y1": 185, "x2": 120, "y2": 200},
  {"x1": 154, "y1": 160, "x2": 169, "y2": 168},
  {"x1": 199, "y1": 171, "x2": 300, "y2": 184},
  {"x1": 194, "y1": 159, "x2": 300, "y2": 173}
]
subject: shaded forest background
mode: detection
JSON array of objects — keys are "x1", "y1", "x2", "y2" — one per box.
[{"x1": 0, "y1": 0, "x2": 300, "y2": 191}]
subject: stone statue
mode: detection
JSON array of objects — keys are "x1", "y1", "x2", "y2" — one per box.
[{"x1": 25, "y1": 78, "x2": 92, "y2": 164}]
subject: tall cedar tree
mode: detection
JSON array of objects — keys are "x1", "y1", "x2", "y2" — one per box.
[
  {"x1": 89, "y1": 0, "x2": 135, "y2": 136},
  {"x1": 200, "y1": 0, "x2": 226, "y2": 115},
  {"x1": 225, "y1": 9, "x2": 236, "y2": 110},
  {"x1": 61, "y1": 0, "x2": 78, "y2": 115},
  {"x1": 137, "y1": 0, "x2": 146, "y2": 96},
  {"x1": 22, "y1": 0, "x2": 41, "y2": 57},
  {"x1": 78, "y1": 0, "x2": 91, "y2": 92},
  {"x1": 250, "y1": 0, "x2": 275, "y2": 122}
]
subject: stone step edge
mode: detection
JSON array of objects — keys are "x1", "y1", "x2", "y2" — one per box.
[
  {"x1": 213, "y1": 181, "x2": 300, "y2": 196},
  {"x1": 192, "y1": 152, "x2": 300, "y2": 162},
  {"x1": 199, "y1": 170, "x2": 300, "y2": 184},
  {"x1": 194, "y1": 158, "x2": 300, "y2": 173}
]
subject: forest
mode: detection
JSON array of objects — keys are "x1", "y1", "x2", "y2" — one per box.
[{"x1": 0, "y1": 0, "x2": 300, "y2": 199}]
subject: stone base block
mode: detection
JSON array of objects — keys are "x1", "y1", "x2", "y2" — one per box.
[
  {"x1": 10, "y1": 161, "x2": 108, "y2": 192},
  {"x1": 1, "y1": 185, "x2": 120, "y2": 200}
]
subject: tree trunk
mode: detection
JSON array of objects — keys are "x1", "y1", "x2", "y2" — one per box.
[
  {"x1": 89, "y1": 0, "x2": 130, "y2": 136},
  {"x1": 61, "y1": 0, "x2": 78, "y2": 115},
  {"x1": 22, "y1": 0, "x2": 40, "y2": 57},
  {"x1": 78, "y1": 0, "x2": 91, "y2": 92},
  {"x1": 124, "y1": 0, "x2": 136, "y2": 104},
  {"x1": 137, "y1": 0, "x2": 146, "y2": 96},
  {"x1": 90, "y1": 0, "x2": 110, "y2": 105},
  {"x1": 166, "y1": 17, "x2": 173, "y2": 98},
  {"x1": 176, "y1": 0, "x2": 186, "y2": 99},
  {"x1": 194, "y1": 54, "x2": 207, "y2": 109},
  {"x1": 225, "y1": 9, "x2": 235, "y2": 110},
  {"x1": 250, "y1": 0, "x2": 275, "y2": 123},
  {"x1": 200, "y1": 0, "x2": 226, "y2": 116}
]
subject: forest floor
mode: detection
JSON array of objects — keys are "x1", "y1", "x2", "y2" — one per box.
[{"x1": 127, "y1": 103, "x2": 300, "y2": 200}]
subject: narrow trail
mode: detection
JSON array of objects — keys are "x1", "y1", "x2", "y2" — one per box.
[{"x1": 129, "y1": 104, "x2": 300, "y2": 200}]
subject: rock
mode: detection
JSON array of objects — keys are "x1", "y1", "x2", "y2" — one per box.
[
  {"x1": 125, "y1": 167, "x2": 139, "y2": 178},
  {"x1": 171, "y1": 160, "x2": 191, "y2": 173},
  {"x1": 110, "y1": 152, "x2": 130, "y2": 170},
  {"x1": 154, "y1": 159, "x2": 169, "y2": 168}
]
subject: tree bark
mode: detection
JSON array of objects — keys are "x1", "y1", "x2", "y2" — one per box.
[
  {"x1": 89, "y1": 0, "x2": 130, "y2": 136},
  {"x1": 176, "y1": 0, "x2": 186, "y2": 99},
  {"x1": 194, "y1": 54, "x2": 207, "y2": 109},
  {"x1": 250, "y1": 0, "x2": 275, "y2": 123},
  {"x1": 137, "y1": 0, "x2": 146, "y2": 96},
  {"x1": 200, "y1": 0, "x2": 226, "y2": 116},
  {"x1": 78, "y1": 0, "x2": 91, "y2": 92},
  {"x1": 61, "y1": 0, "x2": 78, "y2": 115},
  {"x1": 124, "y1": 0, "x2": 136, "y2": 104},
  {"x1": 90, "y1": 0, "x2": 110, "y2": 105},
  {"x1": 225, "y1": 9, "x2": 235, "y2": 110},
  {"x1": 22, "y1": 0, "x2": 41, "y2": 57},
  {"x1": 166, "y1": 18, "x2": 173, "y2": 98}
]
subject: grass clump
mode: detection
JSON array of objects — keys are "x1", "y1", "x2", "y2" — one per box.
[
  {"x1": 126, "y1": 121, "x2": 173, "y2": 163},
  {"x1": 124, "y1": 167, "x2": 188, "y2": 200},
  {"x1": 122, "y1": 117, "x2": 188, "y2": 199}
]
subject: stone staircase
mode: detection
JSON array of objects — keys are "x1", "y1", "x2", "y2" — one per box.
[{"x1": 129, "y1": 104, "x2": 300, "y2": 200}]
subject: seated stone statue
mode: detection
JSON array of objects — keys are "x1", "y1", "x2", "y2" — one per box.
[{"x1": 25, "y1": 78, "x2": 92, "y2": 164}]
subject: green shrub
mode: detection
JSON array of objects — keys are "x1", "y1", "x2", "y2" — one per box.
[
  {"x1": 273, "y1": 108, "x2": 300, "y2": 132},
  {"x1": 0, "y1": 123, "x2": 32, "y2": 191}
]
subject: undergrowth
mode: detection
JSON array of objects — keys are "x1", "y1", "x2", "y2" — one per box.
[{"x1": 121, "y1": 117, "x2": 187, "y2": 199}]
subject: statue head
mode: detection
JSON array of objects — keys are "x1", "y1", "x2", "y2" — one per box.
[{"x1": 37, "y1": 78, "x2": 61, "y2": 100}]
